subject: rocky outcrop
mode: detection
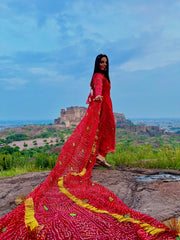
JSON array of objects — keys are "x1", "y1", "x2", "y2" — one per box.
[
  {"x1": 113, "y1": 113, "x2": 128, "y2": 124},
  {"x1": 1, "y1": 167, "x2": 180, "y2": 222},
  {"x1": 117, "y1": 124, "x2": 165, "y2": 136}
]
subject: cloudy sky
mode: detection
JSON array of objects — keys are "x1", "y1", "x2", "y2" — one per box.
[{"x1": 0, "y1": 0, "x2": 180, "y2": 120}]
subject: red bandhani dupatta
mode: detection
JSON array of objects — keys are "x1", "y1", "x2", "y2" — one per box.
[{"x1": 0, "y1": 75, "x2": 179, "y2": 239}]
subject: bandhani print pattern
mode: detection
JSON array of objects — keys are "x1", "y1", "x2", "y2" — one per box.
[{"x1": 0, "y1": 73, "x2": 179, "y2": 239}]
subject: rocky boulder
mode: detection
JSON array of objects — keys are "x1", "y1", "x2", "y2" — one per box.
[{"x1": 0, "y1": 167, "x2": 180, "y2": 223}]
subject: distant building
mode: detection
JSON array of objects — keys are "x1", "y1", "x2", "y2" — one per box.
[
  {"x1": 54, "y1": 106, "x2": 127, "y2": 128},
  {"x1": 54, "y1": 106, "x2": 87, "y2": 128},
  {"x1": 54, "y1": 106, "x2": 165, "y2": 136}
]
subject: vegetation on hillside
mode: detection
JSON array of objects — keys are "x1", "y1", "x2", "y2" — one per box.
[
  {"x1": 0, "y1": 144, "x2": 61, "y2": 177},
  {"x1": 0, "y1": 126, "x2": 180, "y2": 177},
  {"x1": 106, "y1": 142, "x2": 180, "y2": 170},
  {"x1": 0, "y1": 133, "x2": 30, "y2": 144},
  {"x1": 0, "y1": 128, "x2": 73, "y2": 144}
]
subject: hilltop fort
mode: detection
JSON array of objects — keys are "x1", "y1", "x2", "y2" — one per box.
[
  {"x1": 54, "y1": 106, "x2": 128, "y2": 127},
  {"x1": 54, "y1": 106, "x2": 165, "y2": 136}
]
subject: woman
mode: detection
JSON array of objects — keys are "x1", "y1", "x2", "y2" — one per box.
[
  {"x1": 0, "y1": 55, "x2": 178, "y2": 239},
  {"x1": 87, "y1": 54, "x2": 115, "y2": 168}
]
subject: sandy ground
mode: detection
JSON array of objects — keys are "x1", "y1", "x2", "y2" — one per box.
[{"x1": 8, "y1": 137, "x2": 61, "y2": 150}]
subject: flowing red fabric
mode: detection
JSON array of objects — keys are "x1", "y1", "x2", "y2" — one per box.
[{"x1": 0, "y1": 73, "x2": 178, "y2": 239}]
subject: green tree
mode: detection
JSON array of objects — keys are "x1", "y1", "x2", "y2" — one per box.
[{"x1": 33, "y1": 140, "x2": 38, "y2": 146}]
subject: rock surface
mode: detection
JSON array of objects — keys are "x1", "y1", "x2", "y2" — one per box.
[{"x1": 0, "y1": 167, "x2": 180, "y2": 222}]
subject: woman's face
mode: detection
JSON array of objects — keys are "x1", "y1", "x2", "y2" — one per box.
[{"x1": 99, "y1": 57, "x2": 107, "y2": 71}]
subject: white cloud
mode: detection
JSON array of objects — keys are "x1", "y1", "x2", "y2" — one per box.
[
  {"x1": 29, "y1": 67, "x2": 58, "y2": 77},
  {"x1": 0, "y1": 77, "x2": 28, "y2": 90},
  {"x1": 0, "y1": 5, "x2": 61, "y2": 54},
  {"x1": 50, "y1": 0, "x2": 180, "y2": 74},
  {"x1": 1, "y1": 1, "x2": 180, "y2": 75},
  {"x1": 28, "y1": 67, "x2": 72, "y2": 83},
  {"x1": 120, "y1": 36, "x2": 180, "y2": 71}
]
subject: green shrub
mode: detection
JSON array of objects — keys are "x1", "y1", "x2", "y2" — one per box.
[
  {"x1": 34, "y1": 153, "x2": 57, "y2": 169},
  {"x1": 106, "y1": 143, "x2": 180, "y2": 170},
  {"x1": 0, "y1": 154, "x2": 13, "y2": 170},
  {"x1": 34, "y1": 129, "x2": 56, "y2": 138},
  {"x1": 12, "y1": 152, "x2": 27, "y2": 168},
  {"x1": 0, "y1": 139, "x2": 6, "y2": 144},
  {"x1": 33, "y1": 140, "x2": 38, "y2": 145},
  {"x1": 0, "y1": 145, "x2": 20, "y2": 154},
  {"x1": 5, "y1": 133, "x2": 30, "y2": 143}
]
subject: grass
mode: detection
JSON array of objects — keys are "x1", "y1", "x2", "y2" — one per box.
[
  {"x1": 1, "y1": 143, "x2": 180, "y2": 178},
  {"x1": 0, "y1": 127, "x2": 180, "y2": 177},
  {"x1": 106, "y1": 143, "x2": 180, "y2": 170},
  {"x1": 0, "y1": 166, "x2": 43, "y2": 178}
]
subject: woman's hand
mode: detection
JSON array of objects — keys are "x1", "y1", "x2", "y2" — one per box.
[{"x1": 93, "y1": 95, "x2": 103, "y2": 101}]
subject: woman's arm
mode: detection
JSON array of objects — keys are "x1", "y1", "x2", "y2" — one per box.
[{"x1": 93, "y1": 73, "x2": 103, "y2": 102}]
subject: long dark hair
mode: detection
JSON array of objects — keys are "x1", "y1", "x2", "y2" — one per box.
[{"x1": 90, "y1": 54, "x2": 110, "y2": 87}]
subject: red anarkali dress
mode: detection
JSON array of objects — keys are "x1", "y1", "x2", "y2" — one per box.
[
  {"x1": 87, "y1": 72, "x2": 115, "y2": 157},
  {"x1": 0, "y1": 73, "x2": 178, "y2": 239}
]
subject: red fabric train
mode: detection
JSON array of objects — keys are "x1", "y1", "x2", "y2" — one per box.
[{"x1": 0, "y1": 73, "x2": 179, "y2": 239}]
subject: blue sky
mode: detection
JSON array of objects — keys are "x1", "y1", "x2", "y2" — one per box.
[{"x1": 0, "y1": 0, "x2": 180, "y2": 120}]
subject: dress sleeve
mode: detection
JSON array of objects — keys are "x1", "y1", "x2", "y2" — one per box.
[{"x1": 93, "y1": 73, "x2": 103, "y2": 96}]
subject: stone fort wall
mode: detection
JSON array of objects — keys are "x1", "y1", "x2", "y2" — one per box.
[
  {"x1": 54, "y1": 106, "x2": 164, "y2": 136},
  {"x1": 54, "y1": 106, "x2": 126, "y2": 127}
]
